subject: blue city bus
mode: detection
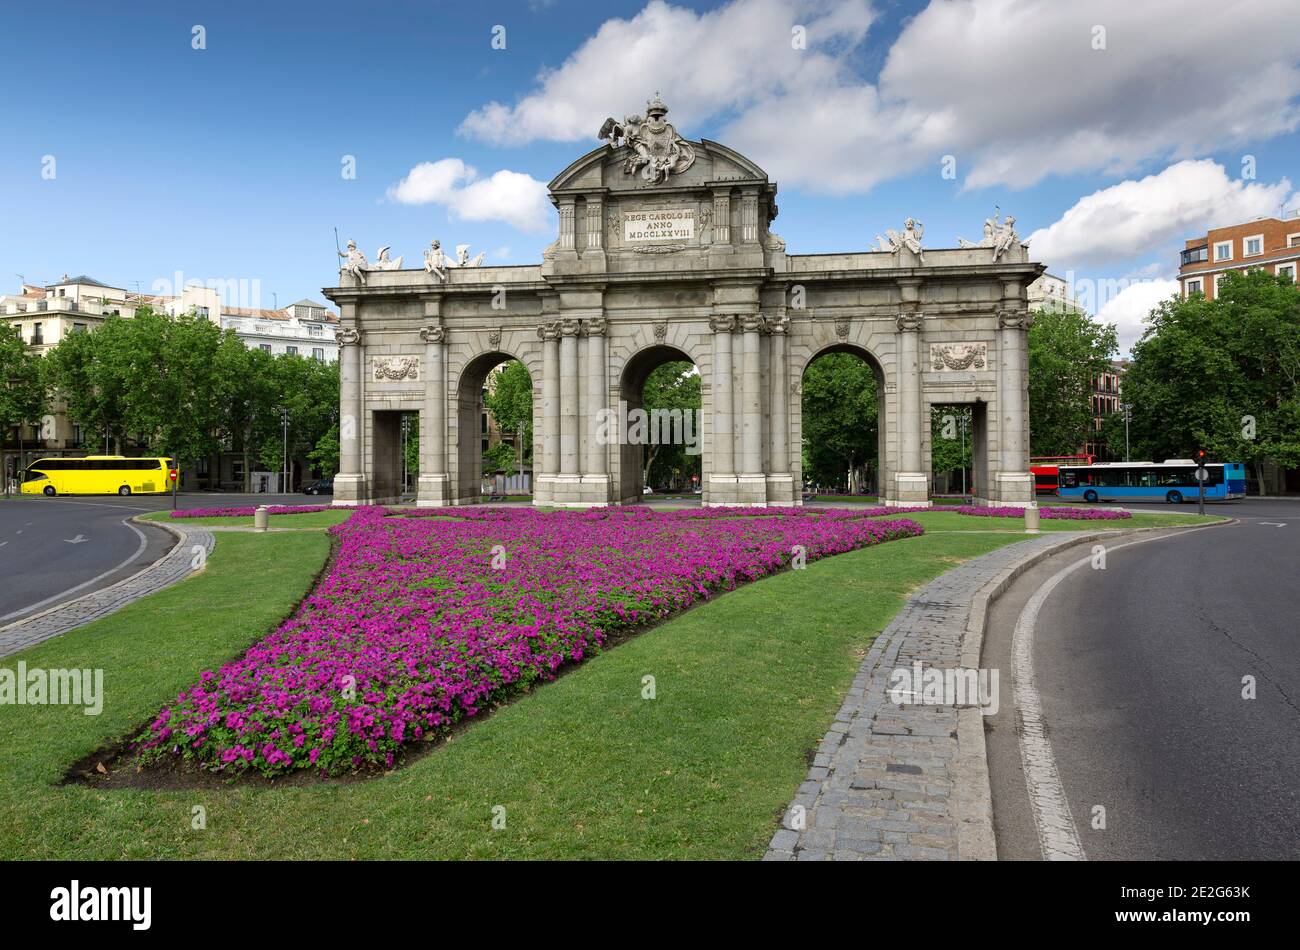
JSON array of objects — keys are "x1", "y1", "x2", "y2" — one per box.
[{"x1": 1057, "y1": 460, "x2": 1247, "y2": 504}]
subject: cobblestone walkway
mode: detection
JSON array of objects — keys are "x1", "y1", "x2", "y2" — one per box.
[
  {"x1": 765, "y1": 532, "x2": 1088, "y2": 861},
  {"x1": 0, "y1": 522, "x2": 215, "y2": 658}
]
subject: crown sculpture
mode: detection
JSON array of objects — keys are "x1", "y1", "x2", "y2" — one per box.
[{"x1": 598, "y1": 91, "x2": 697, "y2": 184}]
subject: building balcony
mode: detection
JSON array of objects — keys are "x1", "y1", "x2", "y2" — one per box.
[{"x1": 1180, "y1": 245, "x2": 1209, "y2": 267}]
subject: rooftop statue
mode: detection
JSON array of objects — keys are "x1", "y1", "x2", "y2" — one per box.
[
  {"x1": 958, "y1": 208, "x2": 1023, "y2": 261},
  {"x1": 372, "y1": 246, "x2": 404, "y2": 270},
  {"x1": 878, "y1": 218, "x2": 925, "y2": 264},
  {"x1": 338, "y1": 240, "x2": 369, "y2": 285}
]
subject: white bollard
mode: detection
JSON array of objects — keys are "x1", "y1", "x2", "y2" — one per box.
[
  {"x1": 254, "y1": 506, "x2": 269, "y2": 532},
  {"x1": 1024, "y1": 503, "x2": 1040, "y2": 534}
]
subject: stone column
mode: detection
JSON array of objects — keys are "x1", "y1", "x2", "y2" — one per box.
[
  {"x1": 893, "y1": 310, "x2": 929, "y2": 506},
  {"x1": 740, "y1": 193, "x2": 758, "y2": 242},
  {"x1": 582, "y1": 317, "x2": 609, "y2": 501},
  {"x1": 558, "y1": 198, "x2": 576, "y2": 252},
  {"x1": 585, "y1": 198, "x2": 603, "y2": 251},
  {"x1": 712, "y1": 192, "x2": 731, "y2": 245},
  {"x1": 416, "y1": 323, "x2": 450, "y2": 506},
  {"x1": 995, "y1": 307, "x2": 1034, "y2": 505},
  {"x1": 768, "y1": 314, "x2": 789, "y2": 474},
  {"x1": 736, "y1": 314, "x2": 767, "y2": 504},
  {"x1": 558, "y1": 317, "x2": 581, "y2": 478},
  {"x1": 538, "y1": 322, "x2": 560, "y2": 476},
  {"x1": 709, "y1": 315, "x2": 736, "y2": 501},
  {"x1": 334, "y1": 323, "x2": 366, "y2": 504}
]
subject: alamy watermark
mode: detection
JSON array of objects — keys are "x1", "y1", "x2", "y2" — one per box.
[
  {"x1": 595, "y1": 400, "x2": 700, "y2": 454},
  {"x1": 887, "y1": 660, "x2": 999, "y2": 716},
  {"x1": 0, "y1": 662, "x2": 103, "y2": 715}
]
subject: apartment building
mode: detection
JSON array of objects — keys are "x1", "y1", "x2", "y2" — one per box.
[
  {"x1": 1178, "y1": 213, "x2": 1300, "y2": 299},
  {"x1": 1028, "y1": 272, "x2": 1085, "y2": 313},
  {"x1": 1083, "y1": 360, "x2": 1126, "y2": 462}
]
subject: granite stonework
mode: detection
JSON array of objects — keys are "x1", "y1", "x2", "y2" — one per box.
[{"x1": 323, "y1": 98, "x2": 1041, "y2": 508}]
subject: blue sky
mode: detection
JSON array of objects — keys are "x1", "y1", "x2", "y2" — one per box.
[{"x1": 3, "y1": 0, "x2": 1299, "y2": 351}]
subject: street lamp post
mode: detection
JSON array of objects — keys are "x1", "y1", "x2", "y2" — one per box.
[
  {"x1": 401, "y1": 415, "x2": 411, "y2": 496},
  {"x1": 1121, "y1": 402, "x2": 1132, "y2": 463},
  {"x1": 277, "y1": 406, "x2": 289, "y2": 494},
  {"x1": 960, "y1": 411, "x2": 968, "y2": 498}
]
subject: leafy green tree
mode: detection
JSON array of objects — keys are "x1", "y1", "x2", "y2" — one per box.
[
  {"x1": 43, "y1": 322, "x2": 123, "y2": 451},
  {"x1": 1027, "y1": 309, "x2": 1119, "y2": 456},
  {"x1": 308, "y1": 422, "x2": 340, "y2": 478},
  {"x1": 930, "y1": 405, "x2": 972, "y2": 488},
  {"x1": 641, "y1": 361, "x2": 701, "y2": 489},
  {"x1": 483, "y1": 360, "x2": 533, "y2": 465},
  {"x1": 800, "y1": 352, "x2": 877, "y2": 491},
  {"x1": 253, "y1": 353, "x2": 340, "y2": 487},
  {"x1": 1120, "y1": 270, "x2": 1300, "y2": 486},
  {"x1": 0, "y1": 323, "x2": 45, "y2": 450}
]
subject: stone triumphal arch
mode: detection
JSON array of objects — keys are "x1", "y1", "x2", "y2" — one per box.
[{"x1": 324, "y1": 94, "x2": 1041, "y2": 508}]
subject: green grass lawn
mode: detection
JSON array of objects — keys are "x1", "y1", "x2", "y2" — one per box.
[
  {"x1": 0, "y1": 508, "x2": 1223, "y2": 860},
  {"x1": 139, "y1": 509, "x2": 354, "y2": 528}
]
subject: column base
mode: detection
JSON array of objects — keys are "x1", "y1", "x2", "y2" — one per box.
[
  {"x1": 764, "y1": 474, "x2": 797, "y2": 506},
  {"x1": 332, "y1": 474, "x2": 367, "y2": 505},
  {"x1": 990, "y1": 472, "x2": 1034, "y2": 506},
  {"x1": 535, "y1": 473, "x2": 601, "y2": 507},
  {"x1": 416, "y1": 473, "x2": 452, "y2": 507},
  {"x1": 891, "y1": 472, "x2": 930, "y2": 507}
]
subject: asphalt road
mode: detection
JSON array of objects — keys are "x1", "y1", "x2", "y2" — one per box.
[
  {"x1": 986, "y1": 499, "x2": 1300, "y2": 860},
  {"x1": 0, "y1": 492, "x2": 312, "y2": 625}
]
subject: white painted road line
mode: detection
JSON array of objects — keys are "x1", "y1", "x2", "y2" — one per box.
[
  {"x1": 0, "y1": 516, "x2": 148, "y2": 624},
  {"x1": 1011, "y1": 522, "x2": 1228, "y2": 861}
]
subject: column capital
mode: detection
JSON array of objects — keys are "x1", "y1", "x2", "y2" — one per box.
[
  {"x1": 768, "y1": 313, "x2": 789, "y2": 334},
  {"x1": 558, "y1": 317, "x2": 582, "y2": 337},
  {"x1": 336, "y1": 326, "x2": 363, "y2": 346},
  {"x1": 583, "y1": 316, "x2": 607, "y2": 336},
  {"x1": 537, "y1": 321, "x2": 560, "y2": 341},
  {"x1": 419, "y1": 324, "x2": 445, "y2": 344},
  {"x1": 709, "y1": 314, "x2": 736, "y2": 333},
  {"x1": 896, "y1": 311, "x2": 924, "y2": 332},
  {"x1": 997, "y1": 308, "x2": 1033, "y2": 331},
  {"x1": 739, "y1": 314, "x2": 764, "y2": 333}
]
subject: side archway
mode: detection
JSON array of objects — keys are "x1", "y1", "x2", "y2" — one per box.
[
  {"x1": 451, "y1": 350, "x2": 535, "y2": 503},
  {"x1": 615, "y1": 343, "x2": 701, "y2": 503},
  {"x1": 794, "y1": 342, "x2": 888, "y2": 500}
]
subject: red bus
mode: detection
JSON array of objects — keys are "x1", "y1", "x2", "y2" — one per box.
[{"x1": 1030, "y1": 454, "x2": 1094, "y2": 495}]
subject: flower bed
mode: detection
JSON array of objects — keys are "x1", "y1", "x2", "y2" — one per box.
[
  {"x1": 136, "y1": 505, "x2": 923, "y2": 776},
  {"x1": 954, "y1": 505, "x2": 1132, "y2": 520},
  {"x1": 169, "y1": 505, "x2": 336, "y2": 519}
]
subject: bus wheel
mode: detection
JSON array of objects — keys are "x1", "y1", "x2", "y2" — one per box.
[
  {"x1": 43, "y1": 485, "x2": 56, "y2": 497},
  {"x1": 1083, "y1": 489, "x2": 1099, "y2": 503},
  {"x1": 118, "y1": 486, "x2": 132, "y2": 496},
  {"x1": 1166, "y1": 490, "x2": 1182, "y2": 504}
]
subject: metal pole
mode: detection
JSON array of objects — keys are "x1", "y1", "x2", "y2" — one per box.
[
  {"x1": 960, "y1": 414, "x2": 967, "y2": 497},
  {"x1": 282, "y1": 409, "x2": 288, "y2": 494},
  {"x1": 1199, "y1": 471, "x2": 1205, "y2": 516}
]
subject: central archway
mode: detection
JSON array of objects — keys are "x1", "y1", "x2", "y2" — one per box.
[
  {"x1": 454, "y1": 351, "x2": 534, "y2": 503},
  {"x1": 796, "y1": 343, "x2": 887, "y2": 501},
  {"x1": 616, "y1": 344, "x2": 701, "y2": 503}
]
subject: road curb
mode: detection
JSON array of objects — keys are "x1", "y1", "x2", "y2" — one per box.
[
  {"x1": 0, "y1": 517, "x2": 215, "y2": 658},
  {"x1": 953, "y1": 517, "x2": 1237, "y2": 860}
]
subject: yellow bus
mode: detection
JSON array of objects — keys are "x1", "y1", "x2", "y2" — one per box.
[{"x1": 21, "y1": 456, "x2": 177, "y2": 496}]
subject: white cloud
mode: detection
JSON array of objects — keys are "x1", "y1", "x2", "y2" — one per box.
[
  {"x1": 386, "y1": 158, "x2": 551, "y2": 232},
  {"x1": 458, "y1": 0, "x2": 1300, "y2": 195},
  {"x1": 1095, "y1": 278, "x2": 1180, "y2": 355},
  {"x1": 1027, "y1": 160, "x2": 1294, "y2": 268}
]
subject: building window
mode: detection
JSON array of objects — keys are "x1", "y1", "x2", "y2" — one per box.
[
  {"x1": 286, "y1": 345, "x2": 298, "y2": 356},
  {"x1": 1288, "y1": 234, "x2": 1300, "y2": 248},
  {"x1": 259, "y1": 344, "x2": 271, "y2": 353},
  {"x1": 31, "y1": 322, "x2": 43, "y2": 345},
  {"x1": 1279, "y1": 263, "x2": 1296, "y2": 282},
  {"x1": 1214, "y1": 241, "x2": 1233, "y2": 261},
  {"x1": 1185, "y1": 278, "x2": 1202, "y2": 296},
  {"x1": 72, "y1": 322, "x2": 87, "y2": 333},
  {"x1": 1214, "y1": 274, "x2": 1226, "y2": 296},
  {"x1": 1243, "y1": 234, "x2": 1264, "y2": 257},
  {"x1": 312, "y1": 347, "x2": 324, "y2": 361}
]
